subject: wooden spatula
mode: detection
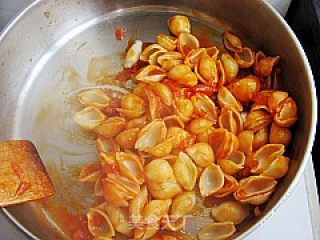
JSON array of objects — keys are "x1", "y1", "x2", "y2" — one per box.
[{"x1": 0, "y1": 140, "x2": 55, "y2": 207}]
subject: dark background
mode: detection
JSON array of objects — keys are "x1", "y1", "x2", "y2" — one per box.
[{"x1": 286, "y1": 0, "x2": 319, "y2": 186}]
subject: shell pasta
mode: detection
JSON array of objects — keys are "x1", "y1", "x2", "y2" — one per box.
[{"x1": 74, "y1": 15, "x2": 298, "y2": 240}]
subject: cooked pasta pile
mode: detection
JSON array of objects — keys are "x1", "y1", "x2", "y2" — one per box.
[{"x1": 74, "y1": 15, "x2": 298, "y2": 240}]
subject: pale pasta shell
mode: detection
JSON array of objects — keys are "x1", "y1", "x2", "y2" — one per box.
[
  {"x1": 129, "y1": 185, "x2": 148, "y2": 219},
  {"x1": 140, "y1": 44, "x2": 166, "y2": 62},
  {"x1": 218, "y1": 108, "x2": 243, "y2": 135},
  {"x1": 135, "y1": 120, "x2": 167, "y2": 151},
  {"x1": 250, "y1": 143, "x2": 285, "y2": 174},
  {"x1": 115, "y1": 127, "x2": 140, "y2": 149},
  {"x1": 78, "y1": 89, "x2": 111, "y2": 108},
  {"x1": 261, "y1": 156, "x2": 289, "y2": 179},
  {"x1": 217, "y1": 151, "x2": 245, "y2": 175},
  {"x1": 191, "y1": 93, "x2": 218, "y2": 122},
  {"x1": 187, "y1": 118, "x2": 213, "y2": 135},
  {"x1": 136, "y1": 65, "x2": 167, "y2": 83},
  {"x1": 94, "y1": 117, "x2": 126, "y2": 138},
  {"x1": 199, "y1": 164, "x2": 224, "y2": 197},
  {"x1": 198, "y1": 222, "x2": 236, "y2": 240},
  {"x1": 214, "y1": 174, "x2": 239, "y2": 198},
  {"x1": 173, "y1": 152, "x2": 197, "y2": 190},
  {"x1": 211, "y1": 201, "x2": 250, "y2": 225},
  {"x1": 124, "y1": 40, "x2": 143, "y2": 68},
  {"x1": 217, "y1": 87, "x2": 243, "y2": 112},
  {"x1": 168, "y1": 15, "x2": 191, "y2": 36},
  {"x1": 237, "y1": 130, "x2": 254, "y2": 156},
  {"x1": 74, "y1": 106, "x2": 106, "y2": 130},
  {"x1": 171, "y1": 191, "x2": 196, "y2": 217},
  {"x1": 104, "y1": 204, "x2": 132, "y2": 237},
  {"x1": 234, "y1": 176, "x2": 277, "y2": 205},
  {"x1": 185, "y1": 142, "x2": 215, "y2": 167},
  {"x1": 116, "y1": 152, "x2": 144, "y2": 184},
  {"x1": 87, "y1": 208, "x2": 115, "y2": 238},
  {"x1": 156, "y1": 34, "x2": 177, "y2": 51}
]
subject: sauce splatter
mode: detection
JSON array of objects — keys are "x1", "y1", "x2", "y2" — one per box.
[{"x1": 115, "y1": 28, "x2": 126, "y2": 40}]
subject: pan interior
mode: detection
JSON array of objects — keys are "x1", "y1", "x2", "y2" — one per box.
[{"x1": 10, "y1": 7, "x2": 238, "y2": 239}]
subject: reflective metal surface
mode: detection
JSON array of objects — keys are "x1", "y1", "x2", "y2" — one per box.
[{"x1": 0, "y1": 0, "x2": 317, "y2": 239}]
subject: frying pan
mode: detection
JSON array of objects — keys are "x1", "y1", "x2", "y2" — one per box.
[{"x1": 0, "y1": 0, "x2": 317, "y2": 239}]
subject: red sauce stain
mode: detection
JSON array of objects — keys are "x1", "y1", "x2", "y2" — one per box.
[
  {"x1": 92, "y1": 213, "x2": 104, "y2": 227},
  {"x1": 57, "y1": 207, "x2": 92, "y2": 240},
  {"x1": 148, "y1": 69, "x2": 165, "y2": 76},
  {"x1": 252, "y1": 93, "x2": 269, "y2": 105},
  {"x1": 182, "y1": 46, "x2": 191, "y2": 55},
  {"x1": 240, "y1": 166, "x2": 251, "y2": 178},
  {"x1": 115, "y1": 28, "x2": 126, "y2": 40},
  {"x1": 11, "y1": 163, "x2": 25, "y2": 179},
  {"x1": 248, "y1": 159, "x2": 259, "y2": 169},
  {"x1": 115, "y1": 68, "x2": 131, "y2": 82},
  {"x1": 102, "y1": 163, "x2": 118, "y2": 175},
  {"x1": 177, "y1": 135, "x2": 197, "y2": 149},
  {"x1": 16, "y1": 182, "x2": 31, "y2": 196}
]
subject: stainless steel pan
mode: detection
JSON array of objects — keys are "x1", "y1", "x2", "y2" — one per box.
[{"x1": 0, "y1": 0, "x2": 317, "y2": 239}]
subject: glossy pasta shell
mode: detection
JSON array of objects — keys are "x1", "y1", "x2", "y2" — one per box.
[
  {"x1": 124, "y1": 40, "x2": 143, "y2": 68},
  {"x1": 168, "y1": 15, "x2": 191, "y2": 36},
  {"x1": 135, "y1": 120, "x2": 167, "y2": 151},
  {"x1": 211, "y1": 201, "x2": 250, "y2": 225},
  {"x1": 156, "y1": 34, "x2": 177, "y2": 51},
  {"x1": 228, "y1": 75, "x2": 260, "y2": 102},
  {"x1": 116, "y1": 152, "x2": 144, "y2": 184},
  {"x1": 173, "y1": 152, "x2": 198, "y2": 190},
  {"x1": 234, "y1": 176, "x2": 277, "y2": 205},
  {"x1": 185, "y1": 142, "x2": 215, "y2": 167},
  {"x1": 96, "y1": 137, "x2": 120, "y2": 153},
  {"x1": 145, "y1": 159, "x2": 174, "y2": 184},
  {"x1": 217, "y1": 87, "x2": 243, "y2": 112},
  {"x1": 237, "y1": 130, "x2": 254, "y2": 156},
  {"x1": 171, "y1": 191, "x2": 196, "y2": 217},
  {"x1": 104, "y1": 204, "x2": 132, "y2": 237},
  {"x1": 217, "y1": 151, "x2": 245, "y2": 175},
  {"x1": 140, "y1": 44, "x2": 166, "y2": 62},
  {"x1": 95, "y1": 117, "x2": 126, "y2": 138},
  {"x1": 168, "y1": 64, "x2": 198, "y2": 87},
  {"x1": 221, "y1": 53, "x2": 239, "y2": 83},
  {"x1": 191, "y1": 93, "x2": 218, "y2": 122},
  {"x1": 199, "y1": 164, "x2": 225, "y2": 197},
  {"x1": 115, "y1": 127, "x2": 140, "y2": 149},
  {"x1": 223, "y1": 31, "x2": 243, "y2": 53},
  {"x1": 78, "y1": 89, "x2": 111, "y2": 108},
  {"x1": 250, "y1": 144, "x2": 285, "y2": 174},
  {"x1": 87, "y1": 208, "x2": 115, "y2": 238},
  {"x1": 269, "y1": 122, "x2": 292, "y2": 146},
  {"x1": 213, "y1": 174, "x2": 239, "y2": 198},
  {"x1": 218, "y1": 108, "x2": 243, "y2": 135},
  {"x1": 195, "y1": 52, "x2": 218, "y2": 85},
  {"x1": 177, "y1": 32, "x2": 199, "y2": 55},
  {"x1": 244, "y1": 110, "x2": 272, "y2": 132},
  {"x1": 79, "y1": 161, "x2": 102, "y2": 182},
  {"x1": 129, "y1": 185, "x2": 148, "y2": 219},
  {"x1": 173, "y1": 98, "x2": 194, "y2": 122},
  {"x1": 74, "y1": 106, "x2": 106, "y2": 130},
  {"x1": 261, "y1": 156, "x2": 290, "y2": 179},
  {"x1": 135, "y1": 65, "x2": 167, "y2": 83},
  {"x1": 184, "y1": 48, "x2": 206, "y2": 68},
  {"x1": 198, "y1": 222, "x2": 236, "y2": 240}
]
